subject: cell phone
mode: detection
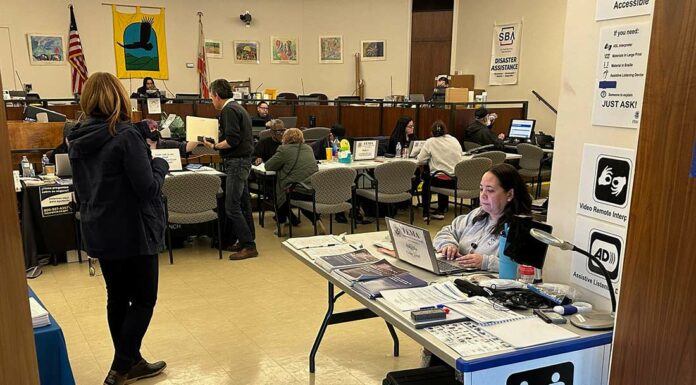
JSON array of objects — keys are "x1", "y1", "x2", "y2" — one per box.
[{"x1": 534, "y1": 309, "x2": 567, "y2": 324}]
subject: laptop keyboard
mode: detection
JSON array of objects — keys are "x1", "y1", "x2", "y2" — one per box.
[{"x1": 437, "y1": 259, "x2": 462, "y2": 272}]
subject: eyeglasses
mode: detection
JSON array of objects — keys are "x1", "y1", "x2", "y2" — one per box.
[
  {"x1": 272, "y1": 129, "x2": 286, "y2": 135},
  {"x1": 406, "y1": 123, "x2": 415, "y2": 128}
]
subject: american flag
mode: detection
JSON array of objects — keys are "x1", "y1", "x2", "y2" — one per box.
[
  {"x1": 197, "y1": 13, "x2": 209, "y2": 98},
  {"x1": 68, "y1": 5, "x2": 88, "y2": 95}
]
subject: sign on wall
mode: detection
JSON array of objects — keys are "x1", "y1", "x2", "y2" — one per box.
[
  {"x1": 576, "y1": 144, "x2": 636, "y2": 227},
  {"x1": 591, "y1": 23, "x2": 651, "y2": 128},
  {"x1": 111, "y1": 5, "x2": 169, "y2": 79},
  {"x1": 489, "y1": 22, "x2": 522, "y2": 86},
  {"x1": 571, "y1": 215, "x2": 626, "y2": 300},
  {"x1": 596, "y1": 0, "x2": 654, "y2": 21}
]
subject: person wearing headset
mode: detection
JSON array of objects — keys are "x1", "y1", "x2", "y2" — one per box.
[{"x1": 416, "y1": 120, "x2": 463, "y2": 220}]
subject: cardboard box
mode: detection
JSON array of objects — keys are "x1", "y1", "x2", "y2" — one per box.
[
  {"x1": 449, "y1": 74, "x2": 475, "y2": 90},
  {"x1": 445, "y1": 87, "x2": 469, "y2": 103}
]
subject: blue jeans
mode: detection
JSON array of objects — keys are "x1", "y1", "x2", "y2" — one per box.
[{"x1": 224, "y1": 157, "x2": 256, "y2": 248}]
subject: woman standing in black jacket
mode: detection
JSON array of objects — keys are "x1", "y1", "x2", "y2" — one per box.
[{"x1": 68, "y1": 72, "x2": 168, "y2": 385}]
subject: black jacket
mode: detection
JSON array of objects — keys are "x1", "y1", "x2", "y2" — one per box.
[
  {"x1": 68, "y1": 117, "x2": 169, "y2": 260},
  {"x1": 218, "y1": 101, "x2": 253, "y2": 159},
  {"x1": 464, "y1": 120, "x2": 504, "y2": 149}
]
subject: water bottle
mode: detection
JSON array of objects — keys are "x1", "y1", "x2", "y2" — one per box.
[
  {"x1": 21, "y1": 156, "x2": 33, "y2": 177},
  {"x1": 332, "y1": 138, "x2": 339, "y2": 161},
  {"x1": 41, "y1": 153, "x2": 49, "y2": 175},
  {"x1": 395, "y1": 143, "x2": 402, "y2": 158},
  {"x1": 518, "y1": 265, "x2": 536, "y2": 284}
]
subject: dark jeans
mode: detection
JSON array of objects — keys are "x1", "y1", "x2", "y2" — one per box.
[
  {"x1": 422, "y1": 175, "x2": 456, "y2": 216},
  {"x1": 100, "y1": 254, "x2": 158, "y2": 373},
  {"x1": 224, "y1": 157, "x2": 256, "y2": 248}
]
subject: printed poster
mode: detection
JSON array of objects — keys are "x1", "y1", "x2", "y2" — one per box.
[
  {"x1": 596, "y1": 0, "x2": 654, "y2": 21},
  {"x1": 112, "y1": 5, "x2": 169, "y2": 79},
  {"x1": 591, "y1": 23, "x2": 651, "y2": 129},
  {"x1": 576, "y1": 144, "x2": 636, "y2": 227},
  {"x1": 571, "y1": 216, "x2": 626, "y2": 300},
  {"x1": 39, "y1": 185, "x2": 73, "y2": 217},
  {"x1": 489, "y1": 22, "x2": 522, "y2": 86}
]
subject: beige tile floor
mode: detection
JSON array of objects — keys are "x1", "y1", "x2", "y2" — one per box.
[{"x1": 29, "y1": 207, "x2": 452, "y2": 385}]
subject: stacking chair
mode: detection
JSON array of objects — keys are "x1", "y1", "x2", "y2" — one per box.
[
  {"x1": 462, "y1": 141, "x2": 482, "y2": 152},
  {"x1": 302, "y1": 127, "x2": 331, "y2": 141},
  {"x1": 356, "y1": 160, "x2": 418, "y2": 231},
  {"x1": 287, "y1": 168, "x2": 357, "y2": 237},
  {"x1": 473, "y1": 151, "x2": 506, "y2": 165},
  {"x1": 517, "y1": 143, "x2": 552, "y2": 198},
  {"x1": 428, "y1": 158, "x2": 492, "y2": 223},
  {"x1": 162, "y1": 173, "x2": 223, "y2": 264}
]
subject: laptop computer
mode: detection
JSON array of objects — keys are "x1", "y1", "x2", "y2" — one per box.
[
  {"x1": 385, "y1": 217, "x2": 466, "y2": 275},
  {"x1": 406, "y1": 140, "x2": 425, "y2": 158},
  {"x1": 55, "y1": 153, "x2": 72, "y2": 178},
  {"x1": 409, "y1": 94, "x2": 425, "y2": 103}
]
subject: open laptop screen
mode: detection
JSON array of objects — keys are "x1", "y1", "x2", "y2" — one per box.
[{"x1": 508, "y1": 119, "x2": 536, "y2": 140}]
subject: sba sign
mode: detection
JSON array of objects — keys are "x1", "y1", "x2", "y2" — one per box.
[{"x1": 499, "y1": 26, "x2": 516, "y2": 46}]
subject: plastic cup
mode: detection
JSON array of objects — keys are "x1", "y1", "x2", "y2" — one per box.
[
  {"x1": 44, "y1": 164, "x2": 55, "y2": 176},
  {"x1": 325, "y1": 148, "x2": 332, "y2": 161}
]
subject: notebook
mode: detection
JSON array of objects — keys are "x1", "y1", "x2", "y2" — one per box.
[
  {"x1": 446, "y1": 297, "x2": 530, "y2": 326},
  {"x1": 481, "y1": 317, "x2": 578, "y2": 348}
]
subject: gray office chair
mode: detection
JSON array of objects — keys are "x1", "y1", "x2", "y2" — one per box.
[
  {"x1": 356, "y1": 161, "x2": 418, "y2": 231},
  {"x1": 473, "y1": 151, "x2": 506, "y2": 165},
  {"x1": 429, "y1": 158, "x2": 492, "y2": 220},
  {"x1": 278, "y1": 116, "x2": 298, "y2": 128},
  {"x1": 302, "y1": 127, "x2": 331, "y2": 141},
  {"x1": 288, "y1": 168, "x2": 357, "y2": 237},
  {"x1": 162, "y1": 173, "x2": 223, "y2": 263},
  {"x1": 191, "y1": 145, "x2": 218, "y2": 156},
  {"x1": 463, "y1": 141, "x2": 482, "y2": 152},
  {"x1": 517, "y1": 143, "x2": 552, "y2": 198}
]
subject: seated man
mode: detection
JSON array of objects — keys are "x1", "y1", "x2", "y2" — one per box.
[
  {"x1": 463, "y1": 107, "x2": 504, "y2": 150},
  {"x1": 429, "y1": 75, "x2": 449, "y2": 103},
  {"x1": 253, "y1": 101, "x2": 274, "y2": 128},
  {"x1": 137, "y1": 119, "x2": 198, "y2": 158},
  {"x1": 253, "y1": 119, "x2": 285, "y2": 165},
  {"x1": 311, "y1": 123, "x2": 352, "y2": 160}
]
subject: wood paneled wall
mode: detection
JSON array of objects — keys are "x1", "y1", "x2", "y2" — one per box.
[
  {"x1": 609, "y1": 0, "x2": 696, "y2": 384},
  {"x1": 410, "y1": 9, "x2": 453, "y2": 99},
  {"x1": 0, "y1": 75, "x2": 40, "y2": 384}
]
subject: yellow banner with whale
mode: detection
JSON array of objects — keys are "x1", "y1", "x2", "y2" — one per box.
[{"x1": 112, "y1": 5, "x2": 169, "y2": 79}]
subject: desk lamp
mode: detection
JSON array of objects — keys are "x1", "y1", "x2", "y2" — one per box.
[{"x1": 529, "y1": 228, "x2": 615, "y2": 330}]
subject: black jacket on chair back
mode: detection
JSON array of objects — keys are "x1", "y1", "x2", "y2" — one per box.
[{"x1": 68, "y1": 117, "x2": 170, "y2": 260}]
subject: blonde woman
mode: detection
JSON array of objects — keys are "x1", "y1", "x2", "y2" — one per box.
[
  {"x1": 265, "y1": 128, "x2": 319, "y2": 234},
  {"x1": 68, "y1": 72, "x2": 167, "y2": 385}
]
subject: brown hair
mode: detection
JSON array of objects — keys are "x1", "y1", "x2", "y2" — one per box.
[
  {"x1": 431, "y1": 120, "x2": 447, "y2": 137},
  {"x1": 80, "y1": 72, "x2": 131, "y2": 136},
  {"x1": 269, "y1": 119, "x2": 285, "y2": 131},
  {"x1": 282, "y1": 128, "x2": 304, "y2": 144}
]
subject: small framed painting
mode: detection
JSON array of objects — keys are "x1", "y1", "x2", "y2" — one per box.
[
  {"x1": 27, "y1": 34, "x2": 66, "y2": 65},
  {"x1": 204, "y1": 40, "x2": 223, "y2": 59},
  {"x1": 270, "y1": 36, "x2": 298, "y2": 64},
  {"x1": 361, "y1": 40, "x2": 386, "y2": 61},
  {"x1": 319, "y1": 35, "x2": 342, "y2": 64},
  {"x1": 234, "y1": 40, "x2": 259, "y2": 64}
]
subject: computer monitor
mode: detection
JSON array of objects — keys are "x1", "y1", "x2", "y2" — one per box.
[
  {"x1": 409, "y1": 94, "x2": 425, "y2": 103},
  {"x1": 503, "y1": 216, "x2": 553, "y2": 269},
  {"x1": 24, "y1": 105, "x2": 67, "y2": 122},
  {"x1": 174, "y1": 93, "x2": 201, "y2": 103},
  {"x1": 507, "y1": 119, "x2": 536, "y2": 141},
  {"x1": 298, "y1": 95, "x2": 320, "y2": 105},
  {"x1": 251, "y1": 117, "x2": 268, "y2": 127}
]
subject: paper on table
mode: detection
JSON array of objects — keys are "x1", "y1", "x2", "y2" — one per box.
[
  {"x1": 482, "y1": 317, "x2": 578, "y2": 348},
  {"x1": 304, "y1": 244, "x2": 359, "y2": 260},
  {"x1": 29, "y1": 297, "x2": 50, "y2": 328},
  {"x1": 447, "y1": 297, "x2": 528, "y2": 326},
  {"x1": 381, "y1": 281, "x2": 470, "y2": 311},
  {"x1": 427, "y1": 321, "x2": 514, "y2": 357},
  {"x1": 286, "y1": 235, "x2": 344, "y2": 250}
]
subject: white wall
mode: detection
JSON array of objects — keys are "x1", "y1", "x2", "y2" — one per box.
[
  {"x1": 453, "y1": 0, "x2": 567, "y2": 134},
  {"x1": 544, "y1": 1, "x2": 652, "y2": 310},
  {"x1": 0, "y1": 0, "x2": 410, "y2": 99}
]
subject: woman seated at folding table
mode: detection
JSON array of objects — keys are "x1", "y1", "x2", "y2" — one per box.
[
  {"x1": 416, "y1": 120, "x2": 463, "y2": 220},
  {"x1": 264, "y1": 128, "x2": 319, "y2": 235},
  {"x1": 433, "y1": 163, "x2": 532, "y2": 272}
]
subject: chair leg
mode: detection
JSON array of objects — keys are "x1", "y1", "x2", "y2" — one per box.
[
  {"x1": 375, "y1": 197, "x2": 380, "y2": 232},
  {"x1": 288, "y1": 204, "x2": 293, "y2": 238},
  {"x1": 351, "y1": 195, "x2": 356, "y2": 234},
  {"x1": 167, "y1": 224, "x2": 173, "y2": 264},
  {"x1": 409, "y1": 198, "x2": 414, "y2": 224},
  {"x1": 329, "y1": 214, "x2": 333, "y2": 234},
  {"x1": 313, "y1": 199, "x2": 318, "y2": 236},
  {"x1": 74, "y1": 217, "x2": 82, "y2": 263},
  {"x1": 217, "y1": 217, "x2": 222, "y2": 260}
]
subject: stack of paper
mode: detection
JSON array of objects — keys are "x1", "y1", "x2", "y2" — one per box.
[
  {"x1": 481, "y1": 318, "x2": 578, "y2": 348},
  {"x1": 315, "y1": 249, "x2": 379, "y2": 272},
  {"x1": 29, "y1": 297, "x2": 50, "y2": 328}
]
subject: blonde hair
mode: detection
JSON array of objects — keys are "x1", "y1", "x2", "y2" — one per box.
[
  {"x1": 269, "y1": 119, "x2": 285, "y2": 131},
  {"x1": 80, "y1": 72, "x2": 131, "y2": 136},
  {"x1": 282, "y1": 128, "x2": 304, "y2": 144}
]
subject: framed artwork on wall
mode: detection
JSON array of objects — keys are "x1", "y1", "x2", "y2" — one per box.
[
  {"x1": 270, "y1": 36, "x2": 298, "y2": 64},
  {"x1": 205, "y1": 40, "x2": 223, "y2": 59},
  {"x1": 234, "y1": 41, "x2": 259, "y2": 63},
  {"x1": 319, "y1": 35, "x2": 342, "y2": 63},
  {"x1": 27, "y1": 34, "x2": 66, "y2": 65},
  {"x1": 361, "y1": 40, "x2": 386, "y2": 61}
]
